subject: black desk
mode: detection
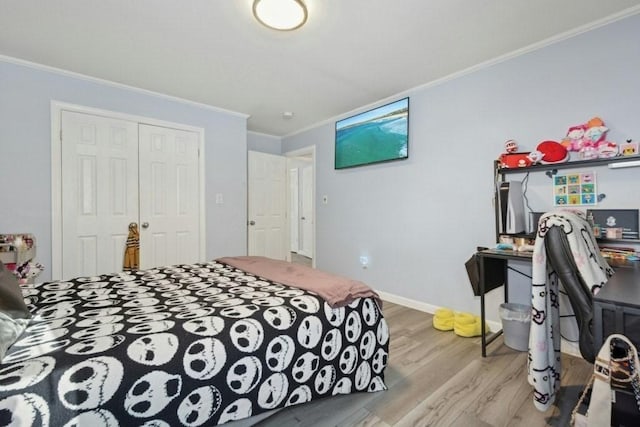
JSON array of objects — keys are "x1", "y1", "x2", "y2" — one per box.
[
  {"x1": 476, "y1": 249, "x2": 532, "y2": 357},
  {"x1": 593, "y1": 263, "x2": 640, "y2": 350},
  {"x1": 477, "y1": 248, "x2": 640, "y2": 357}
]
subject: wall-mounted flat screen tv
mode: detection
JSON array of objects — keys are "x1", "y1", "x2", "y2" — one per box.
[{"x1": 335, "y1": 97, "x2": 409, "y2": 169}]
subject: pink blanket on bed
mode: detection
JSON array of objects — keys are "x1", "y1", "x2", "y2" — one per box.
[{"x1": 216, "y1": 256, "x2": 381, "y2": 308}]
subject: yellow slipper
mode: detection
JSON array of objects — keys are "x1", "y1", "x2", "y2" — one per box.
[
  {"x1": 454, "y1": 312, "x2": 489, "y2": 337},
  {"x1": 433, "y1": 308, "x2": 455, "y2": 331}
]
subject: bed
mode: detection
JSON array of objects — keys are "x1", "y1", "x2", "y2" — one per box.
[{"x1": 0, "y1": 256, "x2": 388, "y2": 426}]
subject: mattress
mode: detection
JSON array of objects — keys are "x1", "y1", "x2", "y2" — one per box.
[{"x1": 0, "y1": 260, "x2": 388, "y2": 426}]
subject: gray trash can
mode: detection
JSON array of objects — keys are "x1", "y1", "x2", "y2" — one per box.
[{"x1": 499, "y1": 303, "x2": 531, "y2": 351}]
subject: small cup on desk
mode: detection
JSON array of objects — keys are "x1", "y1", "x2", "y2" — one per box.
[
  {"x1": 499, "y1": 235, "x2": 514, "y2": 244},
  {"x1": 605, "y1": 228, "x2": 623, "y2": 239},
  {"x1": 514, "y1": 237, "x2": 528, "y2": 247}
]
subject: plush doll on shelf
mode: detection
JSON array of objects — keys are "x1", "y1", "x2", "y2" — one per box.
[
  {"x1": 561, "y1": 117, "x2": 616, "y2": 160},
  {"x1": 583, "y1": 117, "x2": 608, "y2": 146},
  {"x1": 581, "y1": 117, "x2": 610, "y2": 160},
  {"x1": 597, "y1": 141, "x2": 618, "y2": 158},
  {"x1": 498, "y1": 139, "x2": 533, "y2": 168},
  {"x1": 504, "y1": 139, "x2": 518, "y2": 153},
  {"x1": 534, "y1": 140, "x2": 569, "y2": 164},
  {"x1": 562, "y1": 124, "x2": 587, "y2": 152},
  {"x1": 620, "y1": 139, "x2": 639, "y2": 156}
]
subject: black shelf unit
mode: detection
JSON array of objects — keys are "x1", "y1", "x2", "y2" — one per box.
[
  {"x1": 495, "y1": 154, "x2": 640, "y2": 175},
  {"x1": 493, "y1": 155, "x2": 640, "y2": 242}
]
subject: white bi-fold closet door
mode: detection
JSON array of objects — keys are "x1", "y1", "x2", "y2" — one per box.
[{"x1": 59, "y1": 110, "x2": 201, "y2": 280}]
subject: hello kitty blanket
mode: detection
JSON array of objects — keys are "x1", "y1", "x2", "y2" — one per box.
[
  {"x1": 527, "y1": 210, "x2": 613, "y2": 411},
  {"x1": 0, "y1": 260, "x2": 388, "y2": 426}
]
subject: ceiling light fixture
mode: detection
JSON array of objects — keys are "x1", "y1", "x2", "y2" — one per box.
[{"x1": 252, "y1": 0, "x2": 308, "y2": 31}]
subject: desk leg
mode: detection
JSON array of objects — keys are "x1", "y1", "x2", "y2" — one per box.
[
  {"x1": 479, "y1": 256, "x2": 487, "y2": 357},
  {"x1": 479, "y1": 255, "x2": 509, "y2": 357},
  {"x1": 503, "y1": 261, "x2": 509, "y2": 303}
]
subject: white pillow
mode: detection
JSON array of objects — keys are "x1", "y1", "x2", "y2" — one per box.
[{"x1": 0, "y1": 311, "x2": 29, "y2": 362}]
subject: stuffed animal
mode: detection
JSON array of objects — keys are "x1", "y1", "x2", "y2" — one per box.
[
  {"x1": 498, "y1": 139, "x2": 533, "y2": 168},
  {"x1": 504, "y1": 139, "x2": 518, "y2": 153},
  {"x1": 562, "y1": 117, "x2": 613, "y2": 160},
  {"x1": 13, "y1": 260, "x2": 44, "y2": 283},
  {"x1": 620, "y1": 139, "x2": 639, "y2": 156},
  {"x1": 536, "y1": 140, "x2": 569, "y2": 164},
  {"x1": 583, "y1": 117, "x2": 608, "y2": 146},
  {"x1": 562, "y1": 124, "x2": 586, "y2": 152},
  {"x1": 580, "y1": 116, "x2": 608, "y2": 159},
  {"x1": 527, "y1": 151, "x2": 543, "y2": 164},
  {"x1": 598, "y1": 141, "x2": 619, "y2": 158}
]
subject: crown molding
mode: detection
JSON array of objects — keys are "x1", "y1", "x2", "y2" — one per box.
[{"x1": 0, "y1": 54, "x2": 249, "y2": 119}]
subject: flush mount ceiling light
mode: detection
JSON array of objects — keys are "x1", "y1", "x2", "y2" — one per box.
[{"x1": 252, "y1": 0, "x2": 308, "y2": 31}]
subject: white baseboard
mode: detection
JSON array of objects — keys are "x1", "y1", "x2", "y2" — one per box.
[{"x1": 376, "y1": 290, "x2": 502, "y2": 332}]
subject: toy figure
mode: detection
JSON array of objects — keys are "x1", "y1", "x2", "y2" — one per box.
[
  {"x1": 583, "y1": 124, "x2": 608, "y2": 146},
  {"x1": 13, "y1": 260, "x2": 44, "y2": 284},
  {"x1": 505, "y1": 139, "x2": 518, "y2": 153},
  {"x1": 598, "y1": 141, "x2": 618, "y2": 158},
  {"x1": 536, "y1": 140, "x2": 569, "y2": 164},
  {"x1": 498, "y1": 139, "x2": 533, "y2": 168},
  {"x1": 562, "y1": 124, "x2": 586, "y2": 152},
  {"x1": 527, "y1": 151, "x2": 543, "y2": 164},
  {"x1": 620, "y1": 139, "x2": 639, "y2": 156},
  {"x1": 123, "y1": 223, "x2": 140, "y2": 271},
  {"x1": 580, "y1": 145, "x2": 599, "y2": 160}
]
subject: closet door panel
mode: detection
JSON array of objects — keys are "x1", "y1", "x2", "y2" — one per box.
[
  {"x1": 139, "y1": 124, "x2": 200, "y2": 269},
  {"x1": 61, "y1": 111, "x2": 139, "y2": 280}
]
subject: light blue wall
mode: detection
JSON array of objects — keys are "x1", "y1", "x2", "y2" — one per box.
[
  {"x1": 247, "y1": 131, "x2": 282, "y2": 154},
  {"x1": 0, "y1": 59, "x2": 248, "y2": 281},
  {"x1": 282, "y1": 14, "x2": 640, "y2": 320}
]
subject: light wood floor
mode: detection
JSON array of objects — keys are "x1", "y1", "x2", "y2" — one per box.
[
  {"x1": 256, "y1": 301, "x2": 592, "y2": 427},
  {"x1": 291, "y1": 252, "x2": 313, "y2": 267}
]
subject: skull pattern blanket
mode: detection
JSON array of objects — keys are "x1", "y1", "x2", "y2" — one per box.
[{"x1": 0, "y1": 260, "x2": 389, "y2": 426}]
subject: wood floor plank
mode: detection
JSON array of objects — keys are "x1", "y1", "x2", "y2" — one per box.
[
  {"x1": 393, "y1": 352, "x2": 525, "y2": 426},
  {"x1": 367, "y1": 337, "x2": 479, "y2": 425},
  {"x1": 338, "y1": 408, "x2": 392, "y2": 427},
  {"x1": 256, "y1": 302, "x2": 592, "y2": 427}
]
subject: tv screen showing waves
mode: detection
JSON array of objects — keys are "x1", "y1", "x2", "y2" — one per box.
[{"x1": 335, "y1": 97, "x2": 409, "y2": 169}]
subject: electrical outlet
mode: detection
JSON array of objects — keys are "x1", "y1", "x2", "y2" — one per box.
[
  {"x1": 359, "y1": 256, "x2": 369, "y2": 268},
  {"x1": 215, "y1": 193, "x2": 224, "y2": 204}
]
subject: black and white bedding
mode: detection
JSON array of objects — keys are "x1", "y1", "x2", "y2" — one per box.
[{"x1": 0, "y1": 260, "x2": 389, "y2": 426}]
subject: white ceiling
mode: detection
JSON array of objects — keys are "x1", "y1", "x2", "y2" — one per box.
[{"x1": 1, "y1": 0, "x2": 639, "y2": 137}]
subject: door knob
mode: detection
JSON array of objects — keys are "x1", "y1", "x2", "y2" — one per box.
[
  {"x1": 249, "y1": 220, "x2": 256, "y2": 226},
  {"x1": 301, "y1": 217, "x2": 306, "y2": 220},
  {"x1": 141, "y1": 222, "x2": 149, "y2": 229}
]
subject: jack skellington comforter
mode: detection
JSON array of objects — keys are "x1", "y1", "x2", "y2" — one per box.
[{"x1": 0, "y1": 260, "x2": 389, "y2": 426}]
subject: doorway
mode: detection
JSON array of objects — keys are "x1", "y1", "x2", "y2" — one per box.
[
  {"x1": 247, "y1": 151, "x2": 288, "y2": 261},
  {"x1": 246, "y1": 147, "x2": 315, "y2": 267},
  {"x1": 286, "y1": 146, "x2": 315, "y2": 267}
]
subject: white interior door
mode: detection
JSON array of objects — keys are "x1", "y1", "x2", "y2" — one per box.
[
  {"x1": 248, "y1": 151, "x2": 287, "y2": 260},
  {"x1": 300, "y1": 164, "x2": 314, "y2": 257},
  {"x1": 289, "y1": 168, "x2": 300, "y2": 252},
  {"x1": 61, "y1": 111, "x2": 139, "y2": 279},
  {"x1": 138, "y1": 124, "x2": 200, "y2": 269}
]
